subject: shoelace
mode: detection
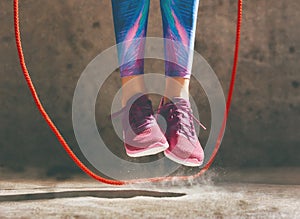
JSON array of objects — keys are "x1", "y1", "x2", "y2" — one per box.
[
  {"x1": 157, "y1": 100, "x2": 206, "y2": 140},
  {"x1": 111, "y1": 98, "x2": 154, "y2": 133}
]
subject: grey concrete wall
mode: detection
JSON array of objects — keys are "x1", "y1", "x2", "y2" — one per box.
[{"x1": 0, "y1": 0, "x2": 299, "y2": 175}]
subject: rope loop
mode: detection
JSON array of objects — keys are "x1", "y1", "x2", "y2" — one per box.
[{"x1": 13, "y1": 0, "x2": 242, "y2": 185}]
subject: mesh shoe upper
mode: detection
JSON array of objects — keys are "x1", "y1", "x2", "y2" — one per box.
[
  {"x1": 112, "y1": 93, "x2": 168, "y2": 157},
  {"x1": 157, "y1": 97, "x2": 205, "y2": 166}
]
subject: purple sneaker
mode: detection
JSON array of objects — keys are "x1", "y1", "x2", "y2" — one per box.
[
  {"x1": 112, "y1": 94, "x2": 169, "y2": 157},
  {"x1": 157, "y1": 97, "x2": 206, "y2": 166}
]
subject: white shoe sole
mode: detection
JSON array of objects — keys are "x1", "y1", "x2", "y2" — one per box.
[
  {"x1": 164, "y1": 151, "x2": 203, "y2": 167},
  {"x1": 126, "y1": 142, "x2": 169, "y2": 158}
]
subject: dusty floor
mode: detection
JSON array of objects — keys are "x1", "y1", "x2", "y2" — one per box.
[{"x1": 0, "y1": 168, "x2": 300, "y2": 218}]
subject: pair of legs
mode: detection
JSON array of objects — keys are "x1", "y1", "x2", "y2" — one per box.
[
  {"x1": 111, "y1": 0, "x2": 204, "y2": 166},
  {"x1": 111, "y1": 0, "x2": 199, "y2": 105}
]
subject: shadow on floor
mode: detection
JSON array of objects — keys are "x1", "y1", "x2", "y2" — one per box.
[{"x1": 0, "y1": 190, "x2": 186, "y2": 202}]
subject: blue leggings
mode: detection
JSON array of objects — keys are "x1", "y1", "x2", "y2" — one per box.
[{"x1": 111, "y1": 0, "x2": 200, "y2": 78}]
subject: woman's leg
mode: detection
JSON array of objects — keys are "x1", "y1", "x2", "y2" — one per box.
[
  {"x1": 111, "y1": 1, "x2": 169, "y2": 158},
  {"x1": 158, "y1": 0, "x2": 204, "y2": 167},
  {"x1": 111, "y1": 0, "x2": 150, "y2": 106},
  {"x1": 160, "y1": 0, "x2": 200, "y2": 101}
]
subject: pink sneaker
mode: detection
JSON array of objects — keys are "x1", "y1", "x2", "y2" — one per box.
[
  {"x1": 112, "y1": 94, "x2": 169, "y2": 157},
  {"x1": 157, "y1": 97, "x2": 205, "y2": 166}
]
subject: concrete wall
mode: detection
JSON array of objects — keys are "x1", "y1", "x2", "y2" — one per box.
[{"x1": 0, "y1": 0, "x2": 299, "y2": 175}]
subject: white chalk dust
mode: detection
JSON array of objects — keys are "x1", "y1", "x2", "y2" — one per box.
[{"x1": 0, "y1": 168, "x2": 299, "y2": 218}]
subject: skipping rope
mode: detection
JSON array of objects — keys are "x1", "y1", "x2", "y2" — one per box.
[{"x1": 13, "y1": 0, "x2": 243, "y2": 185}]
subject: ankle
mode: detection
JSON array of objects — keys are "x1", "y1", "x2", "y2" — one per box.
[
  {"x1": 122, "y1": 91, "x2": 146, "y2": 107},
  {"x1": 121, "y1": 75, "x2": 146, "y2": 106},
  {"x1": 163, "y1": 77, "x2": 190, "y2": 103}
]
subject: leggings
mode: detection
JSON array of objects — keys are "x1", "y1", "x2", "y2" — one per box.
[{"x1": 111, "y1": 0, "x2": 200, "y2": 78}]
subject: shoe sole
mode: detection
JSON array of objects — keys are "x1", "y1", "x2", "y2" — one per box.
[
  {"x1": 126, "y1": 142, "x2": 169, "y2": 158},
  {"x1": 164, "y1": 150, "x2": 203, "y2": 167}
]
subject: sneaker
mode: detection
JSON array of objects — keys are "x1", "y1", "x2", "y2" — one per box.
[
  {"x1": 157, "y1": 97, "x2": 205, "y2": 166},
  {"x1": 112, "y1": 93, "x2": 169, "y2": 157}
]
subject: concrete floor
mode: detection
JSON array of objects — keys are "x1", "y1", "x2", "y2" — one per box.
[{"x1": 0, "y1": 168, "x2": 300, "y2": 218}]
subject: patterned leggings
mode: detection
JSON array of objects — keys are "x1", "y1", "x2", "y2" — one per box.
[{"x1": 111, "y1": 0, "x2": 200, "y2": 78}]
